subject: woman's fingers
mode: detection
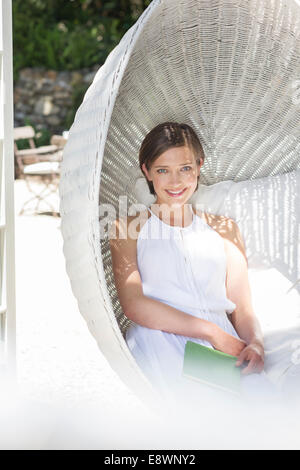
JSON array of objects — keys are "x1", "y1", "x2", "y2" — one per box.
[
  {"x1": 241, "y1": 356, "x2": 264, "y2": 375},
  {"x1": 241, "y1": 357, "x2": 257, "y2": 375},
  {"x1": 235, "y1": 348, "x2": 247, "y2": 367},
  {"x1": 255, "y1": 360, "x2": 265, "y2": 374},
  {"x1": 235, "y1": 346, "x2": 264, "y2": 374}
]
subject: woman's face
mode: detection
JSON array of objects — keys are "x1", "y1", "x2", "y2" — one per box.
[{"x1": 142, "y1": 145, "x2": 203, "y2": 206}]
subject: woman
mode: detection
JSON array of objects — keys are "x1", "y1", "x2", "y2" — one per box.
[{"x1": 109, "y1": 122, "x2": 280, "y2": 406}]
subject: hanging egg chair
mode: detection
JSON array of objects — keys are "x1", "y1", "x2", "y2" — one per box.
[{"x1": 59, "y1": 0, "x2": 300, "y2": 407}]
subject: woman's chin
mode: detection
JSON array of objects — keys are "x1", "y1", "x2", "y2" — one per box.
[{"x1": 155, "y1": 198, "x2": 188, "y2": 209}]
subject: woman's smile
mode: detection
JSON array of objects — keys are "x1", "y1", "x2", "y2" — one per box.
[{"x1": 165, "y1": 188, "x2": 187, "y2": 197}]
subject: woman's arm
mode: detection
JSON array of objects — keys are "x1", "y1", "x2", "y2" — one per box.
[
  {"x1": 109, "y1": 216, "x2": 213, "y2": 341},
  {"x1": 223, "y1": 218, "x2": 265, "y2": 374},
  {"x1": 126, "y1": 294, "x2": 215, "y2": 341}
]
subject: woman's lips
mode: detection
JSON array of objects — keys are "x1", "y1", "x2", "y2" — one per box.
[{"x1": 165, "y1": 188, "x2": 187, "y2": 197}]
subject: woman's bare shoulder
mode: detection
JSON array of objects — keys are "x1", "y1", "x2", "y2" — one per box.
[
  {"x1": 193, "y1": 207, "x2": 239, "y2": 238},
  {"x1": 193, "y1": 206, "x2": 230, "y2": 224}
]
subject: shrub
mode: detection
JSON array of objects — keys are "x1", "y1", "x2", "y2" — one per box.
[{"x1": 12, "y1": 0, "x2": 151, "y2": 82}]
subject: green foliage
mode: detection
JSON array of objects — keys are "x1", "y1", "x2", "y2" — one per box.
[
  {"x1": 13, "y1": 0, "x2": 152, "y2": 133},
  {"x1": 33, "y1": 125, "x2": 52, "y2": 147},
  {"x1": 12, "y1": 0, "x2": 152, "y2": 82}
]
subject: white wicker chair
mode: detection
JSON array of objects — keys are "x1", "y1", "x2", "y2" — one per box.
[{"x1": 59, "y1": 0, "x2": 300, "y2": 407}]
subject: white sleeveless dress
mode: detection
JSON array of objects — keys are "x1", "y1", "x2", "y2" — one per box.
[{"x1": 126, "y1": 205, "x2": 280, "y2": 404}]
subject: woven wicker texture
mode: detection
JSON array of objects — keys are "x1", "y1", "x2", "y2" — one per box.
[{"x1": 59, "y1": 0, "x2": 300, "y2": 401}]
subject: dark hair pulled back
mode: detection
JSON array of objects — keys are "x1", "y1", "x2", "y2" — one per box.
[{"x1": 139, "y1": 122, "x2": 205, "y2": 195}]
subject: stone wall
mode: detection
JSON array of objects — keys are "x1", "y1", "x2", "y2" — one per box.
[{"x1": 13, "y1": 65, "x2": 99, "y2": 135}]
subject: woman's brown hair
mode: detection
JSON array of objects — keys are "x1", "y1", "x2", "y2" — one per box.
[{"x1": 139, "y1": 122, "x2": 205, "y2": 195}]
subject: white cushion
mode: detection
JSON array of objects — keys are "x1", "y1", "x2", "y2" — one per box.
[
  {"x1": 247, "y1": 267, "x2": 300, "y2": 334},
  {"x1": 133, "y1": 176, "x2": 156, "y2": 207},
  {"x1": 23, "y1": 162, "x2": 60, "y2": 175}
]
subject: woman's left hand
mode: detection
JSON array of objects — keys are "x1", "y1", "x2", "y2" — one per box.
[{"x1": 235, "y1": 342, "x2": 265, "y2": 375}]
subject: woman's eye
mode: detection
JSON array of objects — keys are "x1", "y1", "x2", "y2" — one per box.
[{"x1": 157, "y1": 167, "x2": 191, "y2": 174}]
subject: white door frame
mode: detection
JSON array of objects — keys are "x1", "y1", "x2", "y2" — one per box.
[{"x1": 0, "y1": 0, "x2": 16, "y2": 381}]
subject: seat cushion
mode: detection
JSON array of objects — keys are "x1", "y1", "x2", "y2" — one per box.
[
  {"x1": 16, "y1": 145, "x2": 59, "y2": 156},
  {"x1": 247, "y1": 267, "x2": 300, "y2": 334},
  {"x1": 23, "y1": 161, "x2": 60, "y2": 175}
]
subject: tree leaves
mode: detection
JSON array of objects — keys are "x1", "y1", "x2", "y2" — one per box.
[{"x1": 13, "y1": 0, "x2": 151, "y2": 81}]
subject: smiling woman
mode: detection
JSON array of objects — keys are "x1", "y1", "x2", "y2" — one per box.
[{"x1": 109, "y1": 122, "x2": 280, "y2": 406}]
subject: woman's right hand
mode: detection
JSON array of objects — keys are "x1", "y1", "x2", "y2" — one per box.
[{"x1": 208, "y1": 324, "x2": 247, "y2": 357}]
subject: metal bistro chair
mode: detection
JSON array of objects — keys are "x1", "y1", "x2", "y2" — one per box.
[{"x1": 14, "y1": 126, "x2": 66, "y2": 216}]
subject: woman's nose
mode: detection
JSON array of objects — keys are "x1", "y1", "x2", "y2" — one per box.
[{"x1": 168, "y1": 172, "x2": 182, "y2": 186}]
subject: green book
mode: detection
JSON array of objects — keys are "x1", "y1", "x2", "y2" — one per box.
[{"x1": 182, "y1": 341, "x2": 242, "y2": 396}]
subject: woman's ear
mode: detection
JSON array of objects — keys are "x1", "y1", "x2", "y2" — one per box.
[
  {"x1": 142, "y1": 163, "x2": 152, "y2": 182},
  {"x1": 196, "y1": 157, "x2": 204, "y2": 177}
]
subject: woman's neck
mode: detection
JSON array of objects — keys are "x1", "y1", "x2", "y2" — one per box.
[{"x1": 150, "y1": 201, "x2": 194, "y2": 227}]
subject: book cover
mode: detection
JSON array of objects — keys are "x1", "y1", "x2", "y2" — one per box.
[{"x1": 182, "y1": 341, "x2": 242, "y2": 396}]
